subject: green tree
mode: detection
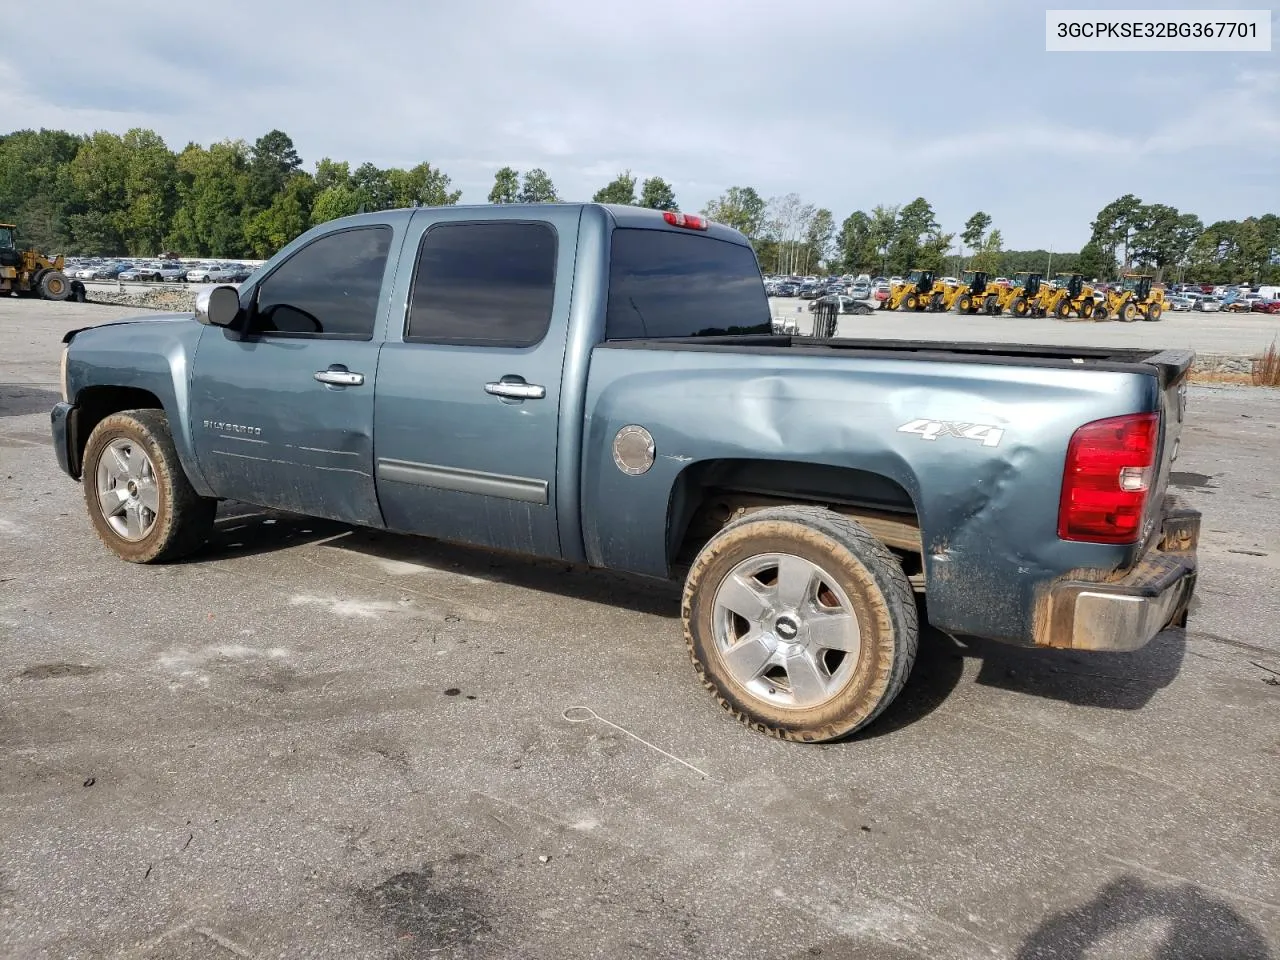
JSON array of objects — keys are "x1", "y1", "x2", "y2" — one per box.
[
  {"x1": 351, "y1": 162, "x2": 393, "y2": 211},
  {"x1": 961, "y1": 211, "x2": 992, "y2": 254},
  {"x1": 314, "y1": 158, "x2": 351, "y2": 191},
  {"x1": 247, "y1": 130, "x2": 301, "y2": 210},
  {"x1": 310, "y1": 184, "x2": 362, "y2": 225},
  {"x1": 0, "y1": 129, "x2": 82, "y2": 252},
  {"x1": 166, "y1": 139, "x2": 251, "y2": 257},
  {"x1": 119, "y1": 128, "x2": 178, "y2": 255},
  {"x1": 868, "y1": 205, "x2": 899, "y2": 275},
  {"x1": 489, "y1": 166, "x2": 520, "y2": 204},
  {"x1": 1090, "y1": 193, "x2": 1143, "y2": 271},
  {"x1": 837, "y1": 210, "x2": 877, "y2": 273},
  {"x1": 701, "y1": 186, "x2": 766, "y2": 240},
  {"x1": 518, "y1": 168, "x2": 558, "y2": 203},
  {"x1": 887, "y1": 197, "x2": 936, "y2": 274},
  {"x1": 387, "y1": 162, "x2": 461, "y2": 207},
  {"x1": 68, "y1": 131, "x2": 129, "y2": 253},
  {"x1": 972, "y1": 229, "x2": 1004, "y2": 275},
  {"x1": 1077, "y1": 239, "x2": 1113, "y2": 281},
  {"x1": 244, "y1": 172, "x2": 316, "y2": 257},
  {"x1": 917, "y1": 227, "x2": 955, "y2": 273},
  {"x1": 593, "y1": 170, "x2": 637, "y2": 205},
  {"x1": 639, "y1": 176, "x2": 677, "y2": 211}
]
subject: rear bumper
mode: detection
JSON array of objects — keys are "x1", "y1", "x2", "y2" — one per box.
[
  {"x1": 1038, "y1": 505, "x2": 1199, "y2": 652},
  {"x1": 51, "y1": 401, "x2": 77, "y2": 479}
]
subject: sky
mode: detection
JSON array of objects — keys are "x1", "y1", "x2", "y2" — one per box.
[{"x1": 2, "y1": 0, "x2": 1277, "y2": 251}]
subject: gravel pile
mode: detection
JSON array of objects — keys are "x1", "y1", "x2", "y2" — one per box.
[{"x1": 88, "y1": 287, "x2": 197, "y2": 312}]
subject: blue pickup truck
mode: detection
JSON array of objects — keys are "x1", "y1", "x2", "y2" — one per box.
[{"x1": 50, "y1": 203, "x2": 1200, "y2": 742}]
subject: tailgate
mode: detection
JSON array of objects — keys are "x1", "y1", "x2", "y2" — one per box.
[{"x1": 1143, "y1": 350, "x2": 1194, "y2": 542}]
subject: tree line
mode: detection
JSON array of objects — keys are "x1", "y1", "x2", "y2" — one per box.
[{"x1": 1, "y1": 126, "x2": 1275, "y2": 283}]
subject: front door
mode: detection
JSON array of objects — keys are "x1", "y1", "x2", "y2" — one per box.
[
  {"x1": 188, "y1": 223, "x2": 397, "y2": 527},
  {"x1": 372, "y1": 208, "x2": 581, "y2": 559}
]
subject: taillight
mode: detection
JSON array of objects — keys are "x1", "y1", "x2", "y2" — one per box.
[
  {"x1": 663, "y1": 211, "x2": 708, "y2": 230},
  {"x1": 1058, "y1": 412, "x2": 1159, "y2": 544}
]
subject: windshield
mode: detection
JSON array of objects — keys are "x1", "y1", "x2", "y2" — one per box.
[
  {"x1": 604, "y1": 228, "x2": 770, "y2": 339},
  {"x1": 0, "y1": 227, "x2": 14, "y2": 249},
  {"x1": 1123, "y1": 276, "x2": 1142, "y2": 291}
]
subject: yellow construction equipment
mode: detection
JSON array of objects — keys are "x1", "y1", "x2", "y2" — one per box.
[
  {"x1": 879, "y1": 269, "x2": 938, "y2": 311},
  {"x1": 1098, "y1": 274, "x2": 1165, "y2": 322},
  {"x1": 0, "y1": 223, "x2": 73, "y2": 301},
  {"x1": 950, "y1": 271, "x2": 994, "y2": 314},
  {"x1": 986, "y1": 272, "x2": 1042, "y2": 316},
  {"x1": 1044, "y1": 274, "x2": 1102, "y2": 319}
]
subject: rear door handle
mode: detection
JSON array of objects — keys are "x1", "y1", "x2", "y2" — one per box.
[
  {"x1": 314, "y1": 368, "x2": 365, "y2": 386},
  {"x1": 484, "y1": 379, "x2": 545, "y2": 400}
]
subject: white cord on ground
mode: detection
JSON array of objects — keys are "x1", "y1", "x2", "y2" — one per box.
[{"x1": 562, "y1": 706, "x2": 711, "y2": 780}]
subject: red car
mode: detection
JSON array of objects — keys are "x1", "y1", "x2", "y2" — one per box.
[{"x1": 1250, "y1": 299, "x2": 1280, "y2": 315}]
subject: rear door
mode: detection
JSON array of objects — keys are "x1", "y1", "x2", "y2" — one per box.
[
  {"x1": 189, "y1": 223, "x2": 399, "y2": 526},
  {"x1": 372, "y1": 206, "x2": 582, "y2": 558}
]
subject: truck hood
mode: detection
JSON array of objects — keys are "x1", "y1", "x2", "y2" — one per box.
[{"x1": 62, "y1": 312, "x2": 195, "y2": 344}]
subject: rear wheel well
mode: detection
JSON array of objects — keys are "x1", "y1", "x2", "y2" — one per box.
[
  {"x1": 667, "y1": 459, "x2": 925, "y2": 592},
  {"x1": 69, "y1": 386, "x2": 164, "y2": 478}
]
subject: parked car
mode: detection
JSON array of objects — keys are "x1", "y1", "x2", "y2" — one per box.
[
  {"x1": 1194, "y1": 297, "x2": 1223, "y2": 313},
  {"x1": 849, "y1": 282, "x2": 873, "y2": 300},
  {"x1": 90, "y1": 263, "x2": 131, "y2": 280},
  {"x1": 186, "y1": 264, "x2": 237, "y2": 283},
  {"x1": 51, "y1": 202, "x2": 1200, "y2": 744},
  {"x1": 1164, "y1": 295, "x2": 1193, "y2": 312},
  {"x1": 120, "y1": 263, "x2": 167, "y2": 282},
  {"x1": 810, "y1": 293, "x2": 873, "y2": 315},
  {"x1": 1250, "y1": 299, "x2": 1280, "y2": 315}
]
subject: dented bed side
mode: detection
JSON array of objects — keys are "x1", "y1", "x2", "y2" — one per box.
[{"x1": 580, "y1": 343, "x2": 1178, "y2": 645}]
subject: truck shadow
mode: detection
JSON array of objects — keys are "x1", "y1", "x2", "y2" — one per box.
[
  {"x1": 197, "y1": 507, "x2": 1187, "y2": 727},
  {"x1": 865, "y1": 608, "x2": 1187, "y2": 738}
]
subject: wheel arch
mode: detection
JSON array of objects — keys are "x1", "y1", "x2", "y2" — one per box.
[
  {"x1": 65, "y1": 386, "x2": 165, "y2": 479},
  {"x1": 665, "y1": 457, "x2": 924, "y2": 588}
]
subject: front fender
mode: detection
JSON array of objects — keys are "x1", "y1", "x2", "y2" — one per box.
[{"x1": 65, "y1": 314, "x2": 214, "y2": 497}]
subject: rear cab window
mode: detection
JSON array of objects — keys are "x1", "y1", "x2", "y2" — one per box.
[{"x1": 604, "y1": 228, "x2": 771, "y2": 339}]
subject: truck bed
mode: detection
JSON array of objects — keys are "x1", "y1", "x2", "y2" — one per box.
[{"x1": 600, "y1": 336, "x2": 1194, "y2": 387}]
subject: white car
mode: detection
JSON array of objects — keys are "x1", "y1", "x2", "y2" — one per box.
[
  {"x1": 1194, "y1": 297, "x2": 1223, "y2": 313},
  {"x1": 940, "y1": 276, "x2": 959, "y2": 286},
  {"x1": 186, "y1": 264, "x2": 234, "y2": 283}
]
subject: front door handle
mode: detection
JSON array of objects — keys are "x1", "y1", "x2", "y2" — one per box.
[
  {"x1": 484, "y1": 379, "x2": 546, "y2": 400},
  {"x1": 315, "y1": 368, "x2": 364, "y2": 387}
]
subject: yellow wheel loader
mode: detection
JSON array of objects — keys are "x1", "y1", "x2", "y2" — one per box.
[
  {"x1": 1098, "y1": 274, "x2": 1165, "y2": 322},
  {"x1": 880, "y1": 269, "x2": 937, "y2": 311},
  {"x1": 1045, "y1": 274, "x2": 1101, "y2": 319},
  {"x1": 951, "y1": 271, "x2": 994, "y2": 314},
  {"x1": 0, "y1": 224, "x2": 78, "y2": 301},
  {"x1": 988, "y1": 272, "x2": 1043, "y2": 317}
]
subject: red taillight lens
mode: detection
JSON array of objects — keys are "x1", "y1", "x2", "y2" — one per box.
[
  {"x1": 1058, "y1": 412, "x2": 1160, "y2": 544},
  {"x1": 663, "y1": 211, "x2": 708, "y2": 230}
]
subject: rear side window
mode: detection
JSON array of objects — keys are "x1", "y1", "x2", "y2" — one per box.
[
  {"x1": 250, "y1": 226, "x2": 391, "y2": 339},
  {"x1": 406, "y1": 221, "x2": 557, "y2": 346},
  {"x1": 605, "y1": 229, "x2": 770, "y2": 339}
]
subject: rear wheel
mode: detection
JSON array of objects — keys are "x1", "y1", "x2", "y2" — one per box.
[
  {"x1": 81, "y1": 410, "x2": 216, "y2": 563},
  {"x1": 39, "y1": 270, "x2": 70, "y2": 301},
  {"x1": 683, "y1": 506, "x2": 918, "y2": 742}
]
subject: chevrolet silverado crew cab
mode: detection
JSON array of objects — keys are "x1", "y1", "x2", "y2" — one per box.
[{"x1": 50, "y1": 203, "x2": 1200, "y2": 742}]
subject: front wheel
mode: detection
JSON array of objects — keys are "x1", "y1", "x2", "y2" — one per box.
[
  {"x1": 1055, "y1": 299, "x2": 1072, "y2": 319},
  {"x1": 682, "y1": 506, "x2": 918, "y2": 742},
  {"x1": 1144, "y1": 302, "x2": 1163, "y2": 321},
  {"x1": 1010, "y1": 296, "x2": 1028, "y2": 318},
  {"x1": 1119, "y1": 302, "x2": 1137, "y2": 322},
  {"x1": 903, "y1": 293, "x2": 919, "y2": 311},
  {"x1": 985, "y1": 295, "x2": 1002, "y2": 316},
  {"x1": 81, "y1": 409, "x2": 216, "y2": 563}
]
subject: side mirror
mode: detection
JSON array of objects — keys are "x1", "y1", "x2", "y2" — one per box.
[{"x1": 195, "y1": 285, "x2": 242, "y2": 328}]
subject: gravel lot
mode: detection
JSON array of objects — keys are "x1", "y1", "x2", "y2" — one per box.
[{"x1": 2, "y1": 299, "x2": 1278, "y2": 959}]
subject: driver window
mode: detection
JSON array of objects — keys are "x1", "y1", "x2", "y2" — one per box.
[{"x1": 249, "y1": 225, "x2": 392, "y2": 339}]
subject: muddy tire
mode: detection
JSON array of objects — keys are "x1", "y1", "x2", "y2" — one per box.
[
  {"x1": 1144, "y1": 302, "x2": 1163, "y2": 321},
  {"x1": 682, "y1": 506, "x2": 918, "y2": 742},
  {"x1": 81, "y1": 409, "x2": 216, "y2": 563},
  {"x1": 39, "y1": 270, "x2": 71, "y2": 301}
]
